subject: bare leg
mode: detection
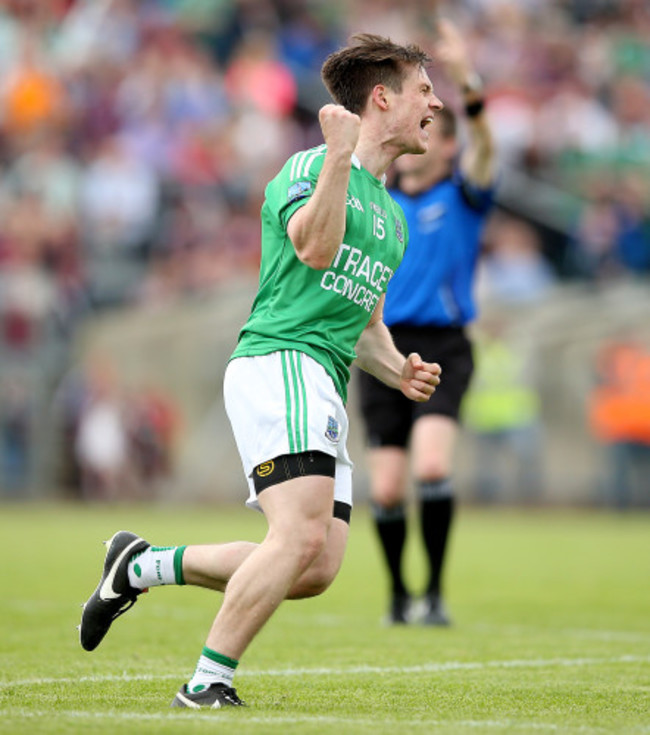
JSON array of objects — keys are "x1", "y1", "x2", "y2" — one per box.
[
  {"x1": 183, "y1": 542, "x2": 258, "y2": 592},
  {"x1": 192, "y1": 475, "x2": 347, "y2": 660},
  {"x1": 287, "y1": 516, "x2": 349, "y2": 599},
  {"x1": 410, "y1": 414, "x2": 458, "y2": 480},
  {"x1": 366, "y1": 446, "x2": 409, "y2": 508},
  {"x1": 182, "y1": 513, "x2": 348, "y2": 598}
]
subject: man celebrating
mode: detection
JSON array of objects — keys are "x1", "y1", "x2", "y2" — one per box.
[{"x1": 80, "y1": 33, "x2": 443, "y2": 709}]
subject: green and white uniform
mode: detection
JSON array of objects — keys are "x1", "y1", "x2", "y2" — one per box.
[
  {"x1": 225, "y1": 146, "x2": 408, "y2": 510},
  {"x1": 231, "y1": 146, "x2": 407, "y2": 402}
]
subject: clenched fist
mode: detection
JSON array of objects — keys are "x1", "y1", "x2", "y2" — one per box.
[
  {"x1": 319, "y1": 103, "x2": 361, "y2": 158},
  {"x1": 400, "y1": 352, "x2": 442, "y2": 402}
]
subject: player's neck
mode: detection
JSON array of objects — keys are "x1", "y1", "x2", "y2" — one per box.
[
  {"x1": 353, "y1": 129, "x2": 401, "y2": 182},
  {"x1": 353, "y1": 149, "x2": 391, "y2": 182}
]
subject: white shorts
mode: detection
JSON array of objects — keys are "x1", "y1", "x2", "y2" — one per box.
[{"x1": 223, "y1": 351, "x2": 353, "y2": 513}]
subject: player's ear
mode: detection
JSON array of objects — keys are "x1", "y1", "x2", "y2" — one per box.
[{"x1": 372, "y1": 84, "x2": 390, "y2": 111}]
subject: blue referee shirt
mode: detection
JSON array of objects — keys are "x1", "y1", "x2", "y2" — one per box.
[{"x1": 384, "y1": 169, "x2": 495, "y2": 328}]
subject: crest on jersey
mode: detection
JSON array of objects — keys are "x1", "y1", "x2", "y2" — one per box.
[
  {"x1": 287, "y1": 180, "x2": 312, "y2": 203},
  {"x1": 395, "y1": 218, "x2": 404, "y2": 244},
  {"x1": 325, "y1": 415, "x2": 340, "y2": 443}
]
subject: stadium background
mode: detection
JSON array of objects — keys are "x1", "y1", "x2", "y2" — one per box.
[{"x1": 0, "y1": 0, "x2": 648, "y2": 507}]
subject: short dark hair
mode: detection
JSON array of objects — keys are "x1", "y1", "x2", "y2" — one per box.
[{"x1": 321, "y1": 34, "x2": 430, "y2": 115}]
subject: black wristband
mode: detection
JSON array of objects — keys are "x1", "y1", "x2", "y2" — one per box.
[{"x1": 465, "y1": 99, "x2": 485, "y2": 118}]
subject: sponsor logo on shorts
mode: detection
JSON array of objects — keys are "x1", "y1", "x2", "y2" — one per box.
[
  {"x1": 256, "y1": 461, "x2": 275, "y2": 477},
  {"x1": 325, "y1": 415, "x2": 340, "y2": 443}
]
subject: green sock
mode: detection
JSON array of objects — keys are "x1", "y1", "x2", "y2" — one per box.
[{"x1": 187, "y1": 647, "x2": 238, "y2": 693}]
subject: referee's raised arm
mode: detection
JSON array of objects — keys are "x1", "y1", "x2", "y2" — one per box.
[{"x1": 434, "y1": 17, "x2": 496, "y2": 188}]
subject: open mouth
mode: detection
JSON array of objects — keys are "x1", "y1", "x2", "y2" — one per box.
[{"x1": 420, "y1": 116, "x2": 434, "y2": 129}]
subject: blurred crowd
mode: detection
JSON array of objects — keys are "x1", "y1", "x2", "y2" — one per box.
[
  {"x1": 0, "y1": 0, "x2": 648, "y2": 496},
  {"x1": 588, "y1": 338, "x2": 650, "y2": 508},
  {"x1": 52, "y1": 352, "x2": 180, "y2": 500}
]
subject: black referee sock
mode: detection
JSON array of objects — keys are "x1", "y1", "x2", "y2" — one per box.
[
  {"x1": 419, "y1": 479, "x2": 455, "y2": 597},
  {"x1": 371, "y1": 501, "x2": 408, "y2": 598}
]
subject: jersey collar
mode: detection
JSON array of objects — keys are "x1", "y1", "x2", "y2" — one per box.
[{"x1": 351, "y1": 153, "x2": 387, "y2": 186}]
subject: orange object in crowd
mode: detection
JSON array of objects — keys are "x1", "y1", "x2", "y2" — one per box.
[
  {"x1": 4, "y1": 66, "x2": 63, "y2": 133},
  {"x1": 588, "y1": 340, "x2": 650, "y2": 444}
]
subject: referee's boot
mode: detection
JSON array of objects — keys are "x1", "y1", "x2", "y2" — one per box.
[
  {"x1": 387, "y1": 593, "x2": 412, "y2": 625},
  {"x1": 421, "y1": 592, "x2": 451, "y2": 626}
]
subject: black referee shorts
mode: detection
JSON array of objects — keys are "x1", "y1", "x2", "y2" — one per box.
[{"x1": 357, "y1": 325, "x2": 474, "y2": 448}]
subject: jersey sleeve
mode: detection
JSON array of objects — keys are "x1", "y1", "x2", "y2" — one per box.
[{"x1": 270, "y1": 145, "x2": 327, "y2": 230}]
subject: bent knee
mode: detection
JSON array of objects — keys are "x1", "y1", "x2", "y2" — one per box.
[
  {"x1": 288, "y1": 562, "x2": 336, "y2": 599},
  {"x1": 287, "y1": 527, "x2": 347, "y2": 600},
  {"x1": 290, "y1": 521, "x2": 329, "y2": 570}
]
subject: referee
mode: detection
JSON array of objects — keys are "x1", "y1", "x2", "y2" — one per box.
[{"x1": 358, "y1": 18, "x2": 497, "y2": 625}]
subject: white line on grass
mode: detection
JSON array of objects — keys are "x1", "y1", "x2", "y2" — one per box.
[
  {"x1": 2, "y1": 709, "x2": 644, "y2": 733},
  {"x1": 1, "y1": 654, "x2": 648, "y2": 689}
]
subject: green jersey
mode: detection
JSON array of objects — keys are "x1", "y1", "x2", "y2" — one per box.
[{"x1": 231, "y1": 145, "x2": 408, "y2": 402}]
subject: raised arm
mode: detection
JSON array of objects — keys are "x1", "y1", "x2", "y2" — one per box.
[
  {"x1": 355, "y1": 295, "x2": 441, "y2": 402},
  {"x1": 435, "y1": 18, "x2": 496, "y2": 188},
  {"x1": 287, "y1": 104, "x2": 361, "y2": 270}
]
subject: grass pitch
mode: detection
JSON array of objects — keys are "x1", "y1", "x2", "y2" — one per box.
[{"x1": 0, "y1": 501, "x2": 648, "y2": 734}]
